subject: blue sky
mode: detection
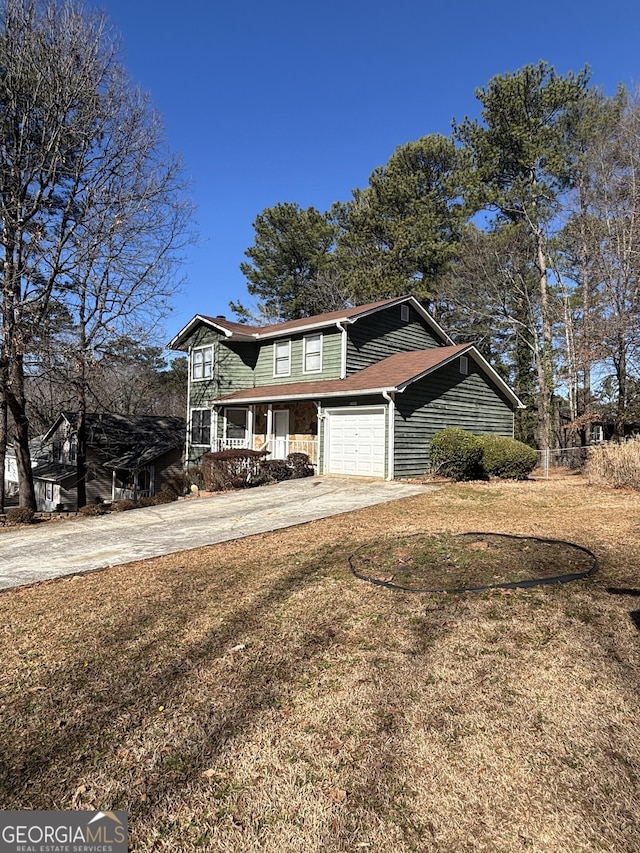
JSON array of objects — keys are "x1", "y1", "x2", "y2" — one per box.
[{"x1": 93, "y1": 0, "x2": 640, "y2": 340}]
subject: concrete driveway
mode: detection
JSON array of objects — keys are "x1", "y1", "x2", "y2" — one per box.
[{"x1": 0, "y1": 477, "x2": 428, "y2": 591}]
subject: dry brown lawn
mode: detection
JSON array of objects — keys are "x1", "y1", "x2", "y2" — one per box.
[{"x1": 0, "y1": 472, "x2": 638, "y2": 852}]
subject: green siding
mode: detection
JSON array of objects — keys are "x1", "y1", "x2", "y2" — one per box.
[
  {"x1": 254, "y1": 328, "x2": 342, "y2": 385},
  {"x1": 393, "y1": 359, "x2": 515, "y2": 479},
  {"x1": 346, "y1": 303, "x2": 442, "y2": 374},
  {"x1": 185, "y1": 325, "x2": 258, "y2": 409}
]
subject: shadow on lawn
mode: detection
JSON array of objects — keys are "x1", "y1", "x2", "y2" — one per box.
[
  {"x1": 0, "y1": 548, "x2": 339, "y2": 803},
  {"x1": 606, "y1": 587, "x2": 640, "y2": 632},
  {"x1": 0, "y1": 536, "x2": 452, "y2": 849}
]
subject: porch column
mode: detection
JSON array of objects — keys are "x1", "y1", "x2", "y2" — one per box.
[
  {"x1": 266, "y1": 405, "x2": 273, "y2": 455},
  {"x1": 212, "y1": 406, "x2": 219, "y2": 452}
]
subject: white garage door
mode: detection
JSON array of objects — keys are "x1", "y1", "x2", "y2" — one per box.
[{"x1": 326, "y1": 408, "x2": 386, "y2": 477}]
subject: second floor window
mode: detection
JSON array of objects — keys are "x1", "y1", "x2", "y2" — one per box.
[
  {"x1": 191, "y1": 409, "x2": 211, "y2": 445},
  {"x1": 192, "y1": 346, "x2": 213, "y2": 381},
  {"x1": 303, "y1": 334, "x2": 322, "y2": 373},
  {"x1": 274, "y1": 339, "x2": 291, "y2": 377}
]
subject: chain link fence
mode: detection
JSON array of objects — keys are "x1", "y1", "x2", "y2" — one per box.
[{"x1": 537, "y1": 446, "x2": 590, "y2": 478}]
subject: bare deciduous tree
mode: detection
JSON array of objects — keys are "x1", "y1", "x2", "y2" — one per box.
[{"x1": 0, "y1": 0, "x2": 193, "y2": 507}]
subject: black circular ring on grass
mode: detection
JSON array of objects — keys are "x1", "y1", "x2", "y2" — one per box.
[{"x1": 348, "y1": 532, "x2": 599, "y2": 594}]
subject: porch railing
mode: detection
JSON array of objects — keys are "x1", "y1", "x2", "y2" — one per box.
[
  {"x1": 211, "y1": 438, "x2": 250, "y2": 451},
  {"x1": 283, "y1": 439, "x2": 318, "y2": 465}
]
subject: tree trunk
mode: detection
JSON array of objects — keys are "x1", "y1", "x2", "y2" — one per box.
[
  {"x1": 76, "y1": 409, "x2": 87, "y2": 509},
  {"x1": 0, "y1": 386, "x2": 6, "y2": 514},
  {"x1": 614, "y1": 333, "x2": 627, "y2": 439},
  {"x1": 536, "y1": 230, "x2": 555, "y2": 451},
  {"x1": 6, "y1": 356, "x2": 36, "y2": 510}
]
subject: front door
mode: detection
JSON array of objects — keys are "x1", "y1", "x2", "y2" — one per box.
[{"x1": 273, "y1": 409, "x2": 289, "y2": 459}]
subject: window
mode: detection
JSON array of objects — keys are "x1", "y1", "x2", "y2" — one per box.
[
  {"x1": 191, "y1": 409, "x2": 211, "y2": 445},
  {"x1": 303, "y1": 333, "x2": 322, "y2": 373},
  {"x1": 459, "y1": 356, "x2": 469, "y2": 375},
  {"x1": 191, "y1": 346, "x2": 213, "y2": 381},
  {"x1": 137, "y1": 468, "x2": 152, "y2": 493},
  {"x1": 45, "y1": 481, "x2": 54, "y2": 501},
  {"x1": 401, "y1": 303, "x2": 410, "y2": 323},
  {"x1": 225, "y1": 408, "x2": 248, "y2": 441},
  {"x1": 591, "y1": 424, "x2": 604, "y2": 444},
  {"x1": 274, "y1": 339, "x2": 291, "y2": 377}
]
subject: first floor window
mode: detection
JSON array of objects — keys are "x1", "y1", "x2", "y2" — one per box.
[
  {"x1": 225, "y1": 408, "x2": 248, "y2": 440},
  {"x1": 45, "y1": 481, "x2": 54, "y2": 501},
  {"x1": 191, "y1": 409, "x2": 211, "y2": 445},
  {"x1": 192, "y1": 346, "x2": 213, "y2": 381}
]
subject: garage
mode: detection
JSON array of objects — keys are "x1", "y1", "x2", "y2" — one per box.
[{"x1": 324, "y1": 407, "x2": 386, "y2": 477}]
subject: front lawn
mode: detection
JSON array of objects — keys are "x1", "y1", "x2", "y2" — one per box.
[{"x1": 0, "y1": 474, "x2": 638, "y2": 852}]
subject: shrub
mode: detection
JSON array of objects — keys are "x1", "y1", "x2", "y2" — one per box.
[
  {"x1": 287, "y1": 452, "x2": 314, "y2": 478},
  {"x1": 112, "y1": 499, "x2": 135, "y2": 512},
  {"x1": 137, "y1": 495, "x2": 157, "y2": 507},
  {"x1": 161, "y1": 470, "x2": 190, "y2": 499},
  {"x1": 201, "y1": 449, "x2": 269, "y2": 491},
  {"x1": 479, "y1": 434, "x2": 538, "y2": 480},
  {"x1": 258, "y1": 459, "x2": 292, "y2": 484},
  {"x1": 79, "y1": 503, "x2": 106, "y2": 517},
  {"x1": 154, "y1": 489, "x2": 175, "y2": 504},
  {"x1": 587, "y1": 437, "x2": 640, "y2": 490},
  {"x1": 429, "y1": 428, "x2": 484, "y2": 481},
  {"x1": 6, "y1": 506, "x2": 35, "y2": 525},
  {"x1": 187, "y1": 465, "x2": 205, "y2": 491}
]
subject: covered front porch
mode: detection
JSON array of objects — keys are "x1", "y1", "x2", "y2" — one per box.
[{"x1": 212, "y1": 401, "x2": 319, "y2": 465}]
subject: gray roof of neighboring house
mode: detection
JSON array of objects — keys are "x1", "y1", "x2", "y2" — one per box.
[
  {"x1": 44, "y1": 412, "x2": 186, "y2": 470},
  {"x1": 31, "y1": 462, "x2": 77, "y2": 487}
]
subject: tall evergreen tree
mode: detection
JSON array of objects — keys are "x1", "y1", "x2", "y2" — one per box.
[
  {"x1": 454, "y1": 61, "x2": 591, "y2": 449},
  {"x1": 335, "y1": 134, "x2": 464, "y2": 306},
  {"x1": 232, "y1": 202, "x2": 339, "y2": 322}
]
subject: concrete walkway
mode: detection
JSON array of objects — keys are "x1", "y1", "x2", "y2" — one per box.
[{"x1": 0, "y1": 477, "x2": 428, "y2": 591}]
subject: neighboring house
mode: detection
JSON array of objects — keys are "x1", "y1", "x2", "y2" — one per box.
[
  {"x1": 169, "y1": 295, "x2": 524, "y2": 480},
  {"x1": 32, "y1": 412, "x2": 186, "y2": 511},
  {"x1": 4, "y1": 436, "x2": 48, "y2": 500}
]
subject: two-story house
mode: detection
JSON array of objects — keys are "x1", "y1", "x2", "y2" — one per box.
[{"x1": 169, "y1": 295, "x2": 524, "y2": 479}]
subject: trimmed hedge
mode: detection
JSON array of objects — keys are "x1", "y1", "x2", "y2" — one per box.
[
  {"x1": 479, "y1": 434, "x2": 538, "y2": 480},
  {"x1": 430, "y1": 428, "x2": 538, "y2": 481},
  {"x1": 286, "y1": 452, "x2": 314, "y2": 478},
  {"x1": 430, "y1": 428, "x2": 484, "y2": 481},
  {"x1": 201, "y1": 449, "x2": 315, "y2": 490},
  {"x1": 201, "y1": 448, "x2": 269, "y2": 491}
]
